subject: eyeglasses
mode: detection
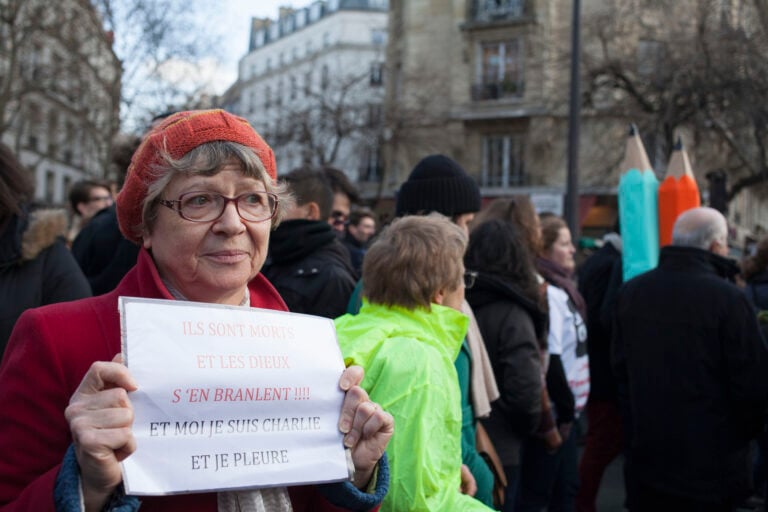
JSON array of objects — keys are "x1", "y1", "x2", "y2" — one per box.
[
  {"x1": 158, "y1": 191, "x2": 278, "y2": 223},
  {"x1": 464, "y1": 270, "x2": 478, "y2": 289},
  {"x1": 88, "y1": 195, "x2": 112, "y2": 203},
  {"x1": 331, "y1": 210, "x2": 347, "y2": 226}
]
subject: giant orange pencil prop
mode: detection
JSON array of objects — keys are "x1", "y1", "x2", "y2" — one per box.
[{"x1": 658, "y1": 137, "x2": 700, "y2": 246}]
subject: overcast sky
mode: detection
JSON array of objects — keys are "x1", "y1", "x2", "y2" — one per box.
[{"x1": 210, "y1": 1, "x2": 303, "y2": 93}]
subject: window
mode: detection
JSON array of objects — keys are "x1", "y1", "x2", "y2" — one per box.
[
  {"x1": 370, "y1": 62, "x2": 383, "y2": 86},
  {"x1": 637, "y1": 40, "x2": 666, "y2": 77},
  {"x1": 321, "y1": 65, "x2": 329, "y2": 91},
  {"x1": 290, "y1": 75, "x2": 297, "y2": 100},
  {"x1": 310, "y1": 2, "x2": 322, "y2": 21},
  {"x1": 304, "y1": 71, "x2": 312, "y2": 96},
  {"x1": 296, "y1": 9, "x2": 307, "y2": 28},
  {"x1": 371, "y1": 29, "x2": 387, "y2": 47},
  {"x1": 481, "y1": 134, "x2": 526, "y2": 187},
  {"x1": 473, "y1": 0, "x2": 525, "y2": 22},
  {"x1": 323, "y1": 32, "x2": 330, "y2": 48},
  {"x1": 26, "y1": 102, "x2": 42, "y2": 149},
  {"x1": 65, "y1": 121, "x2": 77, "y2": 164},
  {"x1": 48, "y1": 109, "x2": 59, "y2": 158},
  {"x1": 276, "y1": 80, "x2": 283, "y2": 106},
  {"x1": 265, "y1": 86, "x2": 272, "y2": 109},
  {"x1": 361, "y1": 146, "x2": 382, "y2": 182},
  {"x1": 45, "y1": 170, "x2": 55, "y2": 204},
  {"x1": 474, "y1": 39, "x2": 524, "y2": 100},
  {"x1": 253, "y1": 30, "x2": 265, "y2": 48},
  {"x1": 368, "y1": 103, "x2": 383, "y2": 127}
]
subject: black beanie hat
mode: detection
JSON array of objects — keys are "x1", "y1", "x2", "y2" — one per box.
[{"x1": 395, "y1": 154, "x2": 481, "y2": 217}]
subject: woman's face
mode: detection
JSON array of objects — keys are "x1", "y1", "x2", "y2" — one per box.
[
  {"x1": 546, "y1": 226, "x2": 576, "y2": 273},
  {"x1": 143, "y1": 165, "x2": 272, "y2": 305}
]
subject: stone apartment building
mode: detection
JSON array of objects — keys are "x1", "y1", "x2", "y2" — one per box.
[
  {"x1": 383, "y1": 0, "x2": 767, "y2": 240},
  {"x1": 0, "y1": 0, "x2": 121, "y2": 206},
  {"x1": 221, "y1": 0, "x2": 389, "y2": 181}
]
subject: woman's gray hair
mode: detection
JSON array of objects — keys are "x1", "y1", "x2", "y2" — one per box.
[
  {"x1": 671, "y1": 207, "x2": 728, "y2": 250},
  {"x1": 140, "y1": 141, "x2": 292, "y2": 235}
]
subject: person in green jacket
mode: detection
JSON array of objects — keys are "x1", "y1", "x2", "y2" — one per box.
[
  {"x1": 336, "y1": 214, "x2": 494, "y2": 512},
  {"x1": 346, "y1": 154, "x2": 500, "y2": 508}
]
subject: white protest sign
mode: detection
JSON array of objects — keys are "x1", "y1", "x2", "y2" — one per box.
[{"x1": 119, "y1": 297, "x2": 351, "y2": 495}]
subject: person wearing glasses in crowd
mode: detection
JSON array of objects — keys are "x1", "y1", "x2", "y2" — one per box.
[
  {"x1": 323, "y1": 166, "x2": 361, "y2": 236},
  {"x1": 335, "y1": 214, "x2": 495, "y2": 511},
  {"x1": 0, "y1": 110, "x2": 392, "y2": 512},
  {"x1": 66, "y1": 179, "x2": 113, "y2": 246}
]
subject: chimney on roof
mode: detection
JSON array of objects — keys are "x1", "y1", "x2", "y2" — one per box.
[
  {"x1": 251, "y1": 17, "x2": 271, "y2": 31},
  {"x1": 279, "y1": 7, "x2": 295, "y2": 19}
]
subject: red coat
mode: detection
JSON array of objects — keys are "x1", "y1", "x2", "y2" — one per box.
[{"x1": 0, "y1": 249, "x2": 376, "y2": 511}]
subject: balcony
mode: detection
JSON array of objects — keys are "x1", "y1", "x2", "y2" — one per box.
[
  {"x1": 471, "y1": 80, "x2": 524, "y2": 101},
  {"x1": 471, "y1": 0, "x2": 527, "y2": 23}
]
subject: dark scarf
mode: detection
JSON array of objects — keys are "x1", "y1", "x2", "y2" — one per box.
[
  {"x1": 536, "y1": 255, "x2": 587, "y2": 320},
  {"x1": 267, "y1": 219, "x2": 337, "y2": 263}
]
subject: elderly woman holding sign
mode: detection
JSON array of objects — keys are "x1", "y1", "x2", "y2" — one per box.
[{"x1": 0, "y1": 110, "x2": 393, "y2": 512}]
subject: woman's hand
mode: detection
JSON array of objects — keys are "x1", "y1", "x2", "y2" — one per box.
[
  {"x1": 65, "y1": 354, "x2": 137, "y2": 512},
  {"x1": 459, "y1": 464, "x2": 478, "y2": 496},
  {"x1": 337, "y1": 365, "x2": 394, "y2": 490}
]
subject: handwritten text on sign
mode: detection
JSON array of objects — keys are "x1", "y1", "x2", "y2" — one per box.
[{"x1": 118, "y1": 297, "x2": 350, "y2": 495}]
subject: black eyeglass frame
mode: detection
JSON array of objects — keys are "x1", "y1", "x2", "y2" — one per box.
[
  {"x1": 158, "y1": 191, "x2": 279, "y2": 223},
  {"x1": 464, "y1": 270, "x2": 479, "y2": 289}
]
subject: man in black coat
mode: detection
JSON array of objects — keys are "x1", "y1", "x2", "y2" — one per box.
[
  {"x1": 262, "y1": 167, "x2": 356, "y2": 319},
  {"x1": 612, "y1": 207, "x2": 768, "y2": 510}
]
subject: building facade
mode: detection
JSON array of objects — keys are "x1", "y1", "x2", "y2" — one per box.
[
  {"x1": 0, "y1": 0, "x2": 121, "y2": 206},
  {"x1": 222, "y1": 0, "x2": 388, "y2": 183},
  {"x1": 383, "y1": 0, "x2": 767, "y2": 240}
]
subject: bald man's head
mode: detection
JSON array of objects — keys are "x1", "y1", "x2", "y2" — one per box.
[{"x1": 671, "y1": 207, "x2": 729, "y2": 256}]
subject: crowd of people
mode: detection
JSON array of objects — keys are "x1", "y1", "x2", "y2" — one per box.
[{"x1": 0, "y1": 108, "x2": 767, "y2": 512}]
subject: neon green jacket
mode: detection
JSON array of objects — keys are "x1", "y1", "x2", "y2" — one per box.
[{"x1": 335, "y1": 302, "x2": 494, "y2": 511}]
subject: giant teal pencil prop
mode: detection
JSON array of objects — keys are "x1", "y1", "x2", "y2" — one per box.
[{"x1": 618, "y1": 125, "x2": 659, "y2": 281}]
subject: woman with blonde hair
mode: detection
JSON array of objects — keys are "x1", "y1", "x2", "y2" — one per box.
[{"x1": 336, "y1": 214, "x2": 494, "y2": 511}]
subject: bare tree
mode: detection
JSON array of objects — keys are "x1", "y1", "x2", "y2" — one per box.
[
  {"x1": 0, "y1": 0, "x2": 121, "y2": 175},
  {"x1": 581, "y1": 0, "x2": 768, "y2": 202},
  {"x1": 92, "y1": 0, "x2": 223, "y2": 132},
  {"x1": 273, "y1": 68, "x2": 382, "y2": 168}
]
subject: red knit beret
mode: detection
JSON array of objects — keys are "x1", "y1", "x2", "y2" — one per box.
[{"x1": 116, "y1": 109, "x2": 277, "y2": 244}]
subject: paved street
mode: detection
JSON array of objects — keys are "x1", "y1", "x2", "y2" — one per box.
[{"x1": 590, "y1": 451, "x2": 763, "y2": 511}]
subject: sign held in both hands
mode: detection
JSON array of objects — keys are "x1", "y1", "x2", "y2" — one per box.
[{"x1": 119, "y1": 297, "x2": 352, "y2": 495}]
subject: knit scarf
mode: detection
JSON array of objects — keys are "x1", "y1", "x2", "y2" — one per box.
[
  {"x1": 163, "y1": 280, "x2": 293, "y2": 512},
  {"x1": 461, "y1": 300, "x2": 500, "y2": 418},
  {"x1": 535, "y1": 256, "x2": 586, "y2": 320}
]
